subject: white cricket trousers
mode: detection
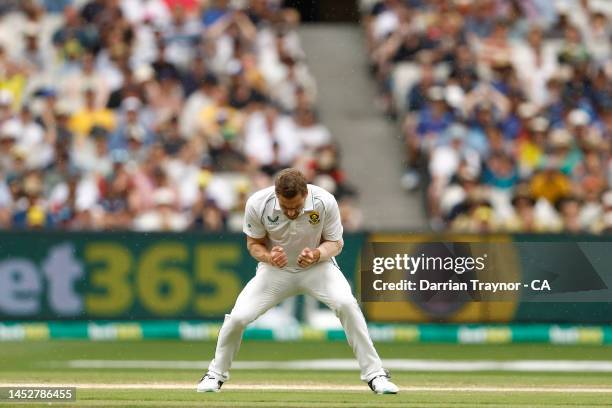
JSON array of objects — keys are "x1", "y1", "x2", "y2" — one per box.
[{"x1": 208, "y1": 261, "x2": 385, "y2": 382}]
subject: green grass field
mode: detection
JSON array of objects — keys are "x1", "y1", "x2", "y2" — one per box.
[{"x1": 1, "y1": 340, "x2": 612, "y2": 407}]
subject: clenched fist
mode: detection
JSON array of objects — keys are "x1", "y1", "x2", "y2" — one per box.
[
  {"x1": 269, "y1": 246, "x2": 288, "y2": 268},
  {"x1": 297, "y1": 247, "x2": 320, "y2": 268}
]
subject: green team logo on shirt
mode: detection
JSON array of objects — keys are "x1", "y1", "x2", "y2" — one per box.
[
  {"x1": 308, "y1": 211, "x2": 320, "y2": 225},
  {"x1": 267, "y1": 215, "x2": 279, "y2": 224}
]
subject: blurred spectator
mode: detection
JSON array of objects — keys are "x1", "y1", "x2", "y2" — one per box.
[
  {"x1": 363, "y1": 0, "x2": 612, "y2": 233},
  {"x1": 134, "y1": 187, "x2": 189, "y2": 231},
  {"x1": 68, "y1": 87, "x2": 116, "y2": 140},
  {"x1": 0, "y1": 1, "x2": 360, "y2": 231}
]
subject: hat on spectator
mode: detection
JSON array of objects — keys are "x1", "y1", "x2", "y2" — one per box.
[
  {"x1": 445, "y1": 85, "x2": 464, "y2": 109},
  {"x1": 226, "y1": 59, "x2": 242, "y2": 76},
  {"x1": 11, "y1": 146, "x2": 27, "y2": 159},
  {"x1": 0, "y1": 120, "x2": 19, "y2": 141},
  {"x1": 121, "y1": 96, "x2": 142, "y2": 112},
  {"x1": 583, "y1": 128, "x2": 604, "y2": 150},
  {"x1": 55, "y1": 99, "x2": 73, "y2": 116},
  {"x1": 529, "y1": 116, "x2": 549, "y2": 133},
  {"x1": 548, "y1": 128, "x2": 572, "y2": 148},
  {"x1": 134, "y1": 65, "x2": 154, "y2": 83},
  {"x1": 568, "y1": 109, "x2": 590, "y2": 127},
  {"x1": 153, "y1": 188, "x2": 174, "y2": 207},
  {"x1": 518, "y1": 102, "x2": 538, "y2": 119},
  {"x1": 602, "y1": 190, "x2": 612, "y2": 208},
  {"x1": 313, "y1": 174, "x2": 338, "y2": 195},
  {"x1": 447, "y1": 123, "x2": 468, "y2": 141},
  {"x1": 127, "y1": 126, "x2": 145, "y2": 142},
  {"x1": 427, "y1": 86, "x2": 445, "y2": 102},
  {"x1": 556, "y1": 2, "x2": 571, "y2": 14},
  {"x1": 0, "y1": 90, "x2": 13, "y2": 106},
  {"x1": 34, "y1": 87, "x2": 57, "y2": 99}
]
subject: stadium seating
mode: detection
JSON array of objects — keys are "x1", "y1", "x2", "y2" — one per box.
[
  {"x1": 362, "y1": 0, "x2": 612, "y2": 233},
  {"x1": 0, "y1": 0, "x2": 357, "y2": 231}
]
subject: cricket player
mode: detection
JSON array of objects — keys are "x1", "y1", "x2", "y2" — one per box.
[{"x1": 197, "y1": 168, "x2": 398, "y2": 394}]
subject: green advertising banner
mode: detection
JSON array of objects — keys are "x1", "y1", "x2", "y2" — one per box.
[
  {"x1": 0, "y1": 231, "x2": 364, "y2": 321},
  {"x1": 1, "y1": 231, "x2": 612, "y2": 323}
]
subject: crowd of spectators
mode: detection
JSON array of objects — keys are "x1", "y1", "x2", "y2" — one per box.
[
  {"x1": 0, "y1": 0, "x2": 358, "y2": 231},
  {"x1": 363, "y1": 0, "x2": 612, "y2": 233}
]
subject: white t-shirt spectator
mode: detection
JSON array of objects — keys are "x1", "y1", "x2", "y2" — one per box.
[
  {"x1": 121, "y1": 0, "x2": 171, "y2": 27},
  {"x1": 373, "y1": 10, "x2": 399, "y2": 41},
  {"x1": 5, "y1": 117, "x2": 53, "y2": 170},
  {"x1": 180, "y1": 89, "x2": 214, "y2": 138},
  {"x1": 296, "y1": 122, "x2": 331, "y2": 150},
  {"x1": 244, "y1": 111, "x2": 302, "y2": 166},
  {"x1": 512, "y1": 41, "x2": 558, "y2": 106}
]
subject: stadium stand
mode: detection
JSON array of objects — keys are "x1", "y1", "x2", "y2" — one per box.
[
  {"x1": 0, "y1": 0, "x2": 359, "y2": 231},
  {"x1": 361, "y1": 0, "x2": 612, "y2": 233}
]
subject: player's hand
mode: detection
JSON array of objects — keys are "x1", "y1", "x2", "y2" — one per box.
[
  {"x1": 269, "y1": 246, "x2": 288, "y2": 268},
  {"x1": 297, "y1": 248, "x2": 320, "y2": 268}
]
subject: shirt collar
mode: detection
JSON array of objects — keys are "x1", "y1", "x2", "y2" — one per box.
[{"x1": 273, "y1": 187, "x2": 314, "y2": 213}]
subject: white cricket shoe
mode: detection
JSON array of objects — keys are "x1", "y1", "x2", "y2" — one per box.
[
  {"x1": 368, "y1": 373, "x2": 399, "y2": 394},
  {"x1": 196, "y1": 372, "x2": 224, "y2": 393}
]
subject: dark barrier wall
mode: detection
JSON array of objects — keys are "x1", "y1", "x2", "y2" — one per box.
[{"x1": 0, "y1": 231, "x2": 611, "y2": 323}]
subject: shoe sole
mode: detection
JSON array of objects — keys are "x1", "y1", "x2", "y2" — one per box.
[
  {"x1": 196, "y1": 388, "x2": 221, "y2": 393},
  {"x1": 373, "y1": 390, "x2": 398, "y2": 394}
]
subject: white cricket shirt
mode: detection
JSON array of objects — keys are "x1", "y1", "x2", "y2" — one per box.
[{"x1": 243, "y1": 184, "x2": 343, "y2": 273}]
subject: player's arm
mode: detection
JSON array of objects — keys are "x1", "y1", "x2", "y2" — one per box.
[
  {"x1": 246, "y1": 235, "x2": 270, "y2": 263},
  {"x1": 298, "y1": 193, "x2": 344, "y2": 267},
  {"x1": 243, "y1": 196, "x2": 287, "y2": 268},
  {"x1": 316, "y1": 239, "x2": 344, "y2": 260},
  {"x1": 297, "y1": 239, "x2": 343, "y2": 267},
  {"x1": 246, "y1": 235, "x2": 288, "y2": 268}
]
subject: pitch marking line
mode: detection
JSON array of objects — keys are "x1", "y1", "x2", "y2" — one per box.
[
  {"x1": 51, "y1": 359, "x2": 612, "y2": 372},
  {"x1": 1, "y1": 383, "x2": 612, "y2": 393}
]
